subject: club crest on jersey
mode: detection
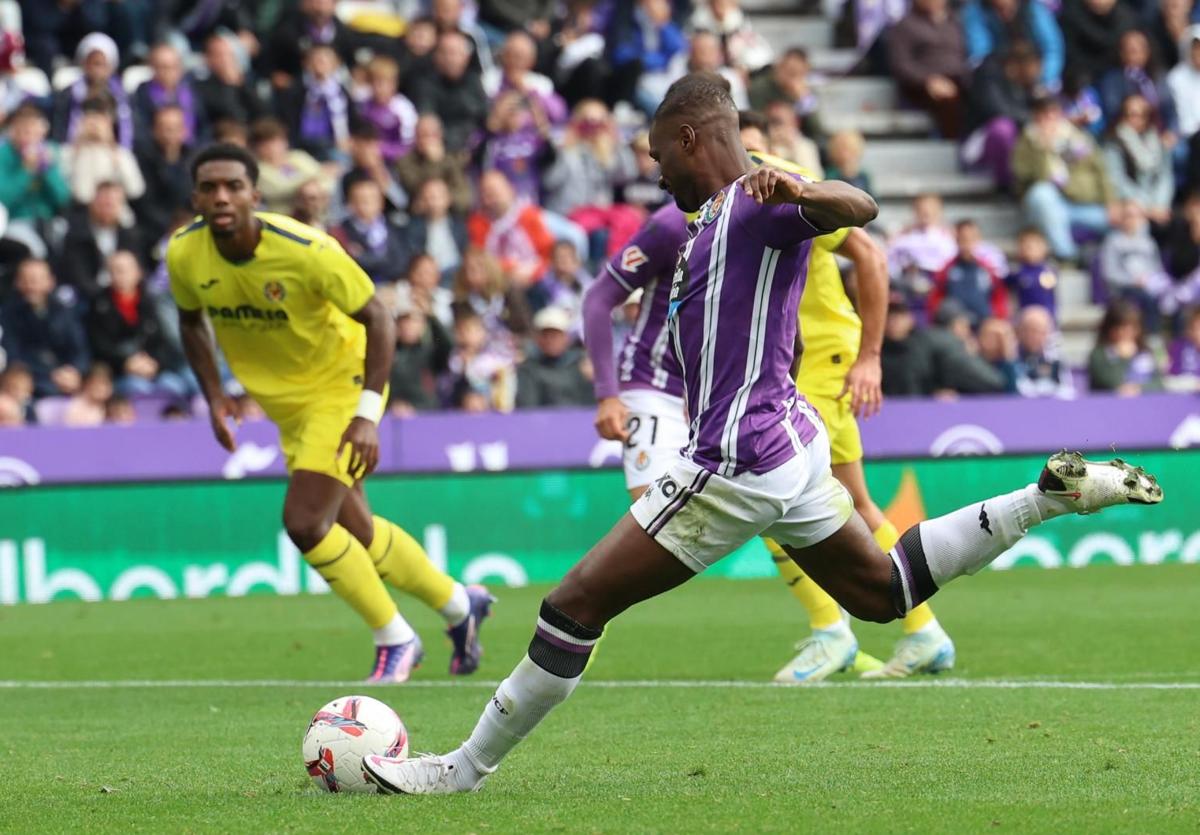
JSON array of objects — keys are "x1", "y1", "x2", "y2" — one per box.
[
  {"x1": 620, "y1": 245, "x2": 648, "y2": 273},
  {"x1": 700, "y1": 190, "x2": 726, "y2": 225},
  {"x1": 635, "y1": 450, "x2": 651, "y2": 471},
  {"x1": 263, "y1": 280, "x2": 286, "y2": 303}
]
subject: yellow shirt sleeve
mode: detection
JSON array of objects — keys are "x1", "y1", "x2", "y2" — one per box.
[
  {"x1": 166, "y1": 234, "x2": 202, "y2": 312},
  {"x1": 814, "y1": 226, "x2": 851, "y2": 254},
  {"x1": 307, "y1": 234, "x2": 376, "y2": 317}
]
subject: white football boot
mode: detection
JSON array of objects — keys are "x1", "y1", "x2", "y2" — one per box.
[
  {"x1": 861, "y1": 625, "x2": 956, "y2": 679},
  {"x1": 363, "y1": 751, "x2": 485, "y2": 795},
  {"x1": 1038, "y1": 451, "x2": 1163, "y2": 513},
  {"x1": 773, "y1": 623, "x2": 859, "y2": 684}
]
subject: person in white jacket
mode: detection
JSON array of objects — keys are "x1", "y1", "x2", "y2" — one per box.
[
  {"x1": 1167, "y1": 26, "x2": 1200, "y2": 139},
  {"x1": 59, "y1": 95, "x2": 145, "y2": 209}
]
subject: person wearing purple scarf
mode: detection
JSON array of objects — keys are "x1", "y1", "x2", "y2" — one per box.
[
  {"x1": 133, "y1": 43, "x2": 208, "y2": 145},
  {"x1": 51, "y1": 33, "x2": 135, "y2": 151},
  {"x1": 1098, "y1": 30, "x2": 1173, "y2": 126},
  {"x1": 477, "y1": 89, "x2": 552, "y2": 204},
  {"x1": 277, "y1": 44, "x2": 354, "y2": 162}
]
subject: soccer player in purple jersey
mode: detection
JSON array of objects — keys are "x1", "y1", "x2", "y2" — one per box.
[{"x1": 362, "y1": 73, "x2": 1162, "y2": 795}]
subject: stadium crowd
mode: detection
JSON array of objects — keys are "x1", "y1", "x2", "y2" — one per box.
[{"x1": 0, "y1": 0, "x2": 1198, "y2": 428}]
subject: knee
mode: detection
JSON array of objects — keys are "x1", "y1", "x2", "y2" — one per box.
[
  {"x1": 987, "y1": 117, "x2": 1017, "y2": 142},
  {"x1": 545, "y1": 574, "x2": 612, "y2": 631},
  {"x1": 1023, "y1": 181, "x2": 1057, "y2": 211},
  {"x1": 843, "y1": 596, "x2": 899, "y2": 625},
  {"x1": 284, "y1": 508, "x2": 333, "y2": 554}
]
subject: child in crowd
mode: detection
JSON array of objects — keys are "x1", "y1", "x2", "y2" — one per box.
[
  {"x1": 824, "y1": 129, "x2": 872, "y2": 195},
  {"x1": 1167, "y1": 306, "x2": 1200, "y2": 383},
  {"x1": 928, "y1": 220, "x2": 1009, "y2": 327},
  {"x1": 1088, "y1": 299, "x2": 1163, "y2": 394},
  {"x1": 62, "y1": 364, "x2": 114, "y2": 427},
  {"x1": 1006, "y1": 227, "x2": 1059, "y2": 320},
  {"x1": 443, "y1": 309, "x2": 516, "y2": 412},
  {"x1": 1097, "y1": 200, "x2": 1171, "y2": 331},
  {"x1": 527, "y1": 241, "x2": 592, "y2": 331},
  {"x1": 355, "y1": 55, "x2": 418, "y2": 165}
]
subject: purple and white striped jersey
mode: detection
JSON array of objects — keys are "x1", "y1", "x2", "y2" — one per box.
[
  {"x1": 669, "y1": 176, "x2": 825, "y2": 477},
  {"x1": 605, "y1": 204, "x2": 688, "y2": 398}
]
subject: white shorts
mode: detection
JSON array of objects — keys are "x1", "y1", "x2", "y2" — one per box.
[
  {"x1": 619, "y1": 389, "x2": 690, "y2": 490},
  {"x1": 629, "y1": 422, "x2": 854, "y2": 573}
]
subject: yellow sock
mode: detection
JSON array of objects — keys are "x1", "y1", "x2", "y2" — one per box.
[
  {"x1": 766, "y1": 537, "x2": 843, "y2": 630},
  {"x1": 874, "y1": 520, "x2": 938, "y2": 634},
  {"x1": 304, "y1": 524, "x2": 397, "y2": 629},
  {"x1": 367, "y1": 516, "x2": 456, "y2": 612}
]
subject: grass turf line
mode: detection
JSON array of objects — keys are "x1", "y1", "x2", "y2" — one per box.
[{"x1": 0, "y1": 564, "x2": 1197, "y2": 833}]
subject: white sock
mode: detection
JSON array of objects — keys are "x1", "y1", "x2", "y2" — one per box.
[
  {"x1": 372, "y1": 612, "x2": 416, "y2": 646},
  {"x1": 439, "y1": 583, "x2": 471, "y2": 625},
  {"x1": 460, "y1": 655, "x2": 582, "y2": 773}
]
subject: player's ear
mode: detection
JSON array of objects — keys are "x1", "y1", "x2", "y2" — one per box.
[{"x1": 679, "y1": 124, "x2": 696, "y2": 155}]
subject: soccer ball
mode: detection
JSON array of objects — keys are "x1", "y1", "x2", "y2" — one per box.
[{"x1": 302, "y1": 695, "x2": 409, "y2": 793}]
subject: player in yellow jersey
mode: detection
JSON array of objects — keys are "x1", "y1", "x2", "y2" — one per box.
[
  {"x1": 739, "y1": 115, "x2": 956, "y2": 682},
  {"x1": 169, "y1": 144, "x2": 494, "y2": 683}
]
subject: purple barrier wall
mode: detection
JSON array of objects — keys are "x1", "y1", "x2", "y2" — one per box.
[{"x1": 1, "y1": 393, "x2": 1198, "y2": 486}]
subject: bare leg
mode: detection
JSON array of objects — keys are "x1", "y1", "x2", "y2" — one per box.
[
  {"x1": 784, "y1": 512, "x2": 897, "y2": 624},
  {"x1": 282, "y1": 469, "x2": 350, "y2": 552},
  {"x1": 336, "y1": 481, "x2": 376, "y2": 547},
  {"x1": 831, "y1": 460, "x2": 886, "y2": 531}
]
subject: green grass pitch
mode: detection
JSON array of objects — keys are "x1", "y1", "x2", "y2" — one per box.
[{"x1": 1, "y1": 564, "x2": 1197, "y2": 833}]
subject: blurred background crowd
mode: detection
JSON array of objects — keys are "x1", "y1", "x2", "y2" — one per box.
[{"x1": 0, "y1": 0, "x2": 1198, "y2": 428}]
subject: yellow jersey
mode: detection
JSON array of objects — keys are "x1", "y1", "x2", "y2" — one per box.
[
  {"x1": 748, "y1": 151, "x2": 862, "y2": 397},
  {"x1": 167, "y1": 212, "x2": 374, "y2": 413}
]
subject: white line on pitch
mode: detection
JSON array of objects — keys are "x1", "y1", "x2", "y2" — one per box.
[{"x1": 0, "y1": 679, "x2": 1198, "y2": 691}]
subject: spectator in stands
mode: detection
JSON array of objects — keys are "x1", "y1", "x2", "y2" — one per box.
[
  {"x1": 196, "y1": 33, "x2": 267, "y2": 128},
  {"x1": 105, "y1": 395, "x2": 136, "y2": 424},
  {"x1": 0, "y1": 392, "x2": 23, "y2": 427},
  {"x1": 0, "y1": 258, "x2": 88, "y2": 397},
  {"x1": 1098, "y1": 30, "x2": 1172, "y2": 128},
  {"x1": 389, "y1": 292, "x2": 453, "y2": 416},
  {"x1": 1060, "y1": 0, "x2": 1139, "y2": 82},
  {"x1": 527, "y1": 240, "x2": 591, "y2": 327},
  {"x1": 1166, "y1": 26, "x2": 1200, "y2": 142},
  {"x1": 543, "y1": 99, "x2": 641, "y2": 261},
  {"x1": 355, "y1": 55, "x2": 418, "y2": 165},
  {"x1": 86, "y1": 250, "x2": 191, "y2": 398},
  {"x1": 1148, "y1": 0, "x2": 1195, "y2": 69},
  {"x1": 18, "y1": 0, "x2": 105, "y2": 75},
  {"x1": 276, "y1": 44, "x2": 354, "y2": 162},
  {"x1": 1098, "y1": 200, "x2": 1171, "y2": 329},
  {"x1": 749, "y1": 48, "x2": 818, "y2": 121},
  {"x1": 443, "y1": 307, "x2": 516, "y2": 412},
  {"x1": 825, "y1": 130, "x2": 872, "y2": 194},
  {"x1": 1007, "y1": 227, "x2": 1059, "y2": 319},
  {"x1": 212, "y1": 117, "x2": 249, "y2": 147},
  {"x1": 398, "y1": 16, "x2": 438, "y2": 83},
  {"x1": 0, "y1": 363, "x2": 35, "y2": 424},
  {"x1": 330, "y1": 178, "x2": 411, "y2": 285},
  {"x1": 52, "y1": 33, "x2": 134, "y2": 150},
  {"x1": 405, "y1": 178, "x2": 468, "y2": 281},
  {"x1": 622, "y1": 131, "x2": 670, "y2": 212},
  {"x1": 763, "y1": 100, "x2": 821, "y2": 174},
  {"x1": 1088, "y1": 298, "x2": 1163, "y2": 393},
  {"x1": 542, "y1": 2, "x2": 610, "y2": 107},
  {"x1": 610, "y1": 0, "x2": 687, "y2": 114},
  {"x1": 431, "y1": 0, "x2": 493, "y2": 75},
  {"x1": 337, "y1": 123, "x2": 408, "y2": 216},
  {"x1": 489, "y1": 31, "x2": 567, "y2": 125},
  {"x1": 964, "y1": 41, "x2": 1043, "y2": 190},
  {"x1": 1167, "y1": 305, "x2": 1200, "y2": 380},
  {"x1": 133, "y1": 42, "x2": 207, "y2": 145},
  {"x1": 291, "y1": 177, "x2": 331, "y2": 232},
  {"x1": 1013, "y1": 305, "x2": 1075, "y2": 397},
  {"x1": 477, "y1": 0, "x2": 553, "y2": 41},
  {"x1": 479, "y1": 89, "x2": 554, "y2": 205},
  {"x1": 1059, "y1": 66, "x2": 1105, "y2": 138},
  {"x1": 673, "y1": 31, "x2": 749, "y2": 110},
  {"x1": 690, "y1": 0, "x2": 775, "y2": 74},
  {"x1": 250, "y1": 117, "x2": 325, "y2": 215},
  {"x1": 881, "y1": 295, "x2": 1007, "y2": 395},
  {"x1": 1163, "y1": 191, "x2": 1200, "y2": 280},
  {"x1": 59, "y1": 182, "x2": 145, "y2": 297},
  {"x1": 928, "y1": 220, "x2": 1009, "y2": 326},
  {"x1": 888, "y1": 0, "x2": 970, "y2": 138},
  {"x1": 1104, "y1": 94, "x2": 1174, "y2": 225},
  {"x1": 977, "y1": 316, "x2": 1020, "y2": 391},
  {"x1": 452, "y1": 246, "x2": 533, "y2": 344},
  {"x1": 887, "y1": 193, "x2": 958, "y2": 308},
  {"x1": 135, "y1": 105, "x2": 192, "y2": 243},
  {"x1": 61, "y1": 362, "x2": 112, "y2": 427},
  {"x1": 962, "y1": 0, "x2": 1064, "y2": 90},
  {"x1": 409, "y1": 31, "x2": 489, "y2": 152},
  {"x1": 396, "y1": 114, "x2": 474, "y2": 215},
  {"x1": 1015, "y1": 96, "x2": 1117, "y2": 262},
  {"x1": 264, "y1": 0, "x2": 358, "y2": 88},
  {"x1": 405, "y1": 251, "x2": 455, "y2": 328},
  {"x1": 516, "y1": 306, "x2": 593, "y2": 408},
  {"x1": 468, "y1": 170, "x2": 554, "y2": 288},
  {"x1": 0, "y1": 104, "x2": 71, "y2": 226},
  {"x1": 61, "y1": 95, "x2": 146, "y2": 208}
]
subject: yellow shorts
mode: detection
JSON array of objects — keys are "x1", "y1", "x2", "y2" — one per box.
[
  {"x1": 271, "y1": 385, "x2": 387, "y2": 487},
  {"x1": 803, "y1": 390, "x2": 862, "y2": 467}
]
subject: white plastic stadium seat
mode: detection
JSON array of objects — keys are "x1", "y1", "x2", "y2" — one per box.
[
  {"x1": 335, "y1": 0, "x2": 396, "y2": 23},
  {"x1": 50, "y1": 65, "x2": 81, "y2": 91},
  {"x1": 121, "y1": 64, "x2": 153, "y2": 94},
  {"x1": 13, "y1": 66, "x2": 50, "y2": 97}
]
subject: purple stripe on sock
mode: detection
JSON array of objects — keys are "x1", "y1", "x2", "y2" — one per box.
[
  {"x1": 893, "y1": 541, "x2": 917, "y2": 609},
  {"x1": 535, "y1": 625, "x2": 594, "y2": 654}
]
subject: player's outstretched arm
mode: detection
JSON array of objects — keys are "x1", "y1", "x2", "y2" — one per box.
[
  {"x1": 581, "y1": 276, "x2": 633, "y2": 442},
  {"x1": 837, "y1": 229, "x2": 887, "y2": 419},
  {"x1": 340, "y1": 295, "x2": 396, "y2": 479},
  {"x1": 179, "y1": 307, "x2": 240, "y2": 451},
  {"x1": 743, "y1": 167, "x2": 878, "y2": 231}
]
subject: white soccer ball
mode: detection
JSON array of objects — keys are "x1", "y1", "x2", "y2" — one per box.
[{"x1": 302, "y1": 695, "x2": 409, "y2": 793}]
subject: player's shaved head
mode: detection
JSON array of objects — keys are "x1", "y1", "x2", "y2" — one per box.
[{"x1": 649, "y1": 72, "x2": 748, "y2": 213}]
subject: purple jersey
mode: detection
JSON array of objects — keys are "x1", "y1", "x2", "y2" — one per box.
[
  {"x1": 669, "y1": 177, "x2": 824, "y2": 477},
  {"x1": 604, "y1": 204, "x2": 688, "y2": 397}
]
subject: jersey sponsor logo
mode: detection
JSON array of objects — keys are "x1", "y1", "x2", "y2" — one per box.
[
  {"x1": 200, "y1": 278, "x2": 220, "y2": 290},
  {"x1": 667, "y1": 255, "x2": 689, "y2": 320},
  {"x1": 207, "y1": 304, "x2": 290, "y2": 323},
  {"x1": 620, "y1": 245, "x2": 648, "y2": 273},
  {"x1": 651, "y1": 473, "x2": 679, "y2": 499},
  {"x1": 263, "y1": 280, "x2": 287, "y2": 302}
]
